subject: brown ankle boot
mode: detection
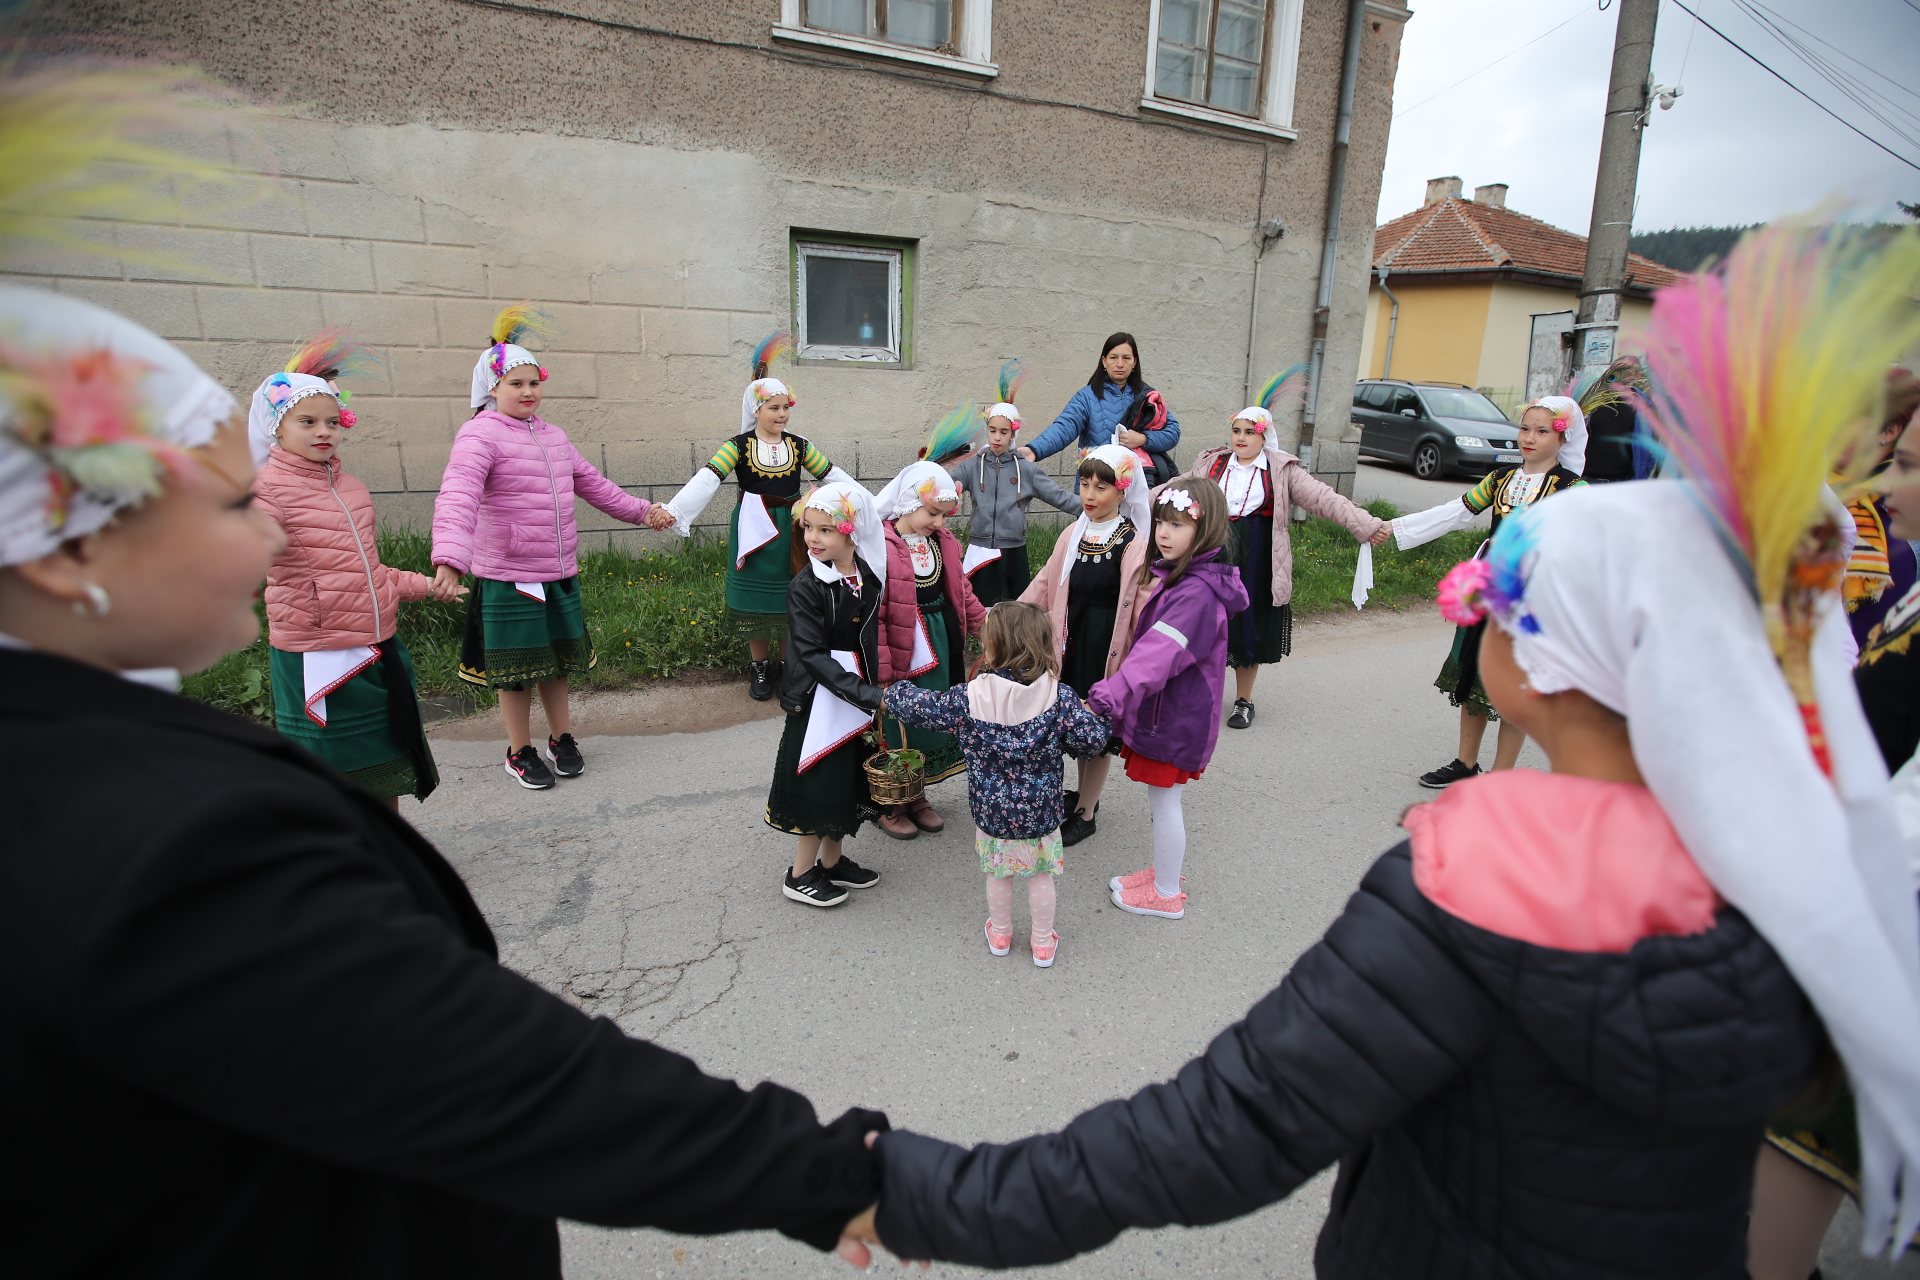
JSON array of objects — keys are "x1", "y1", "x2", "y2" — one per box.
[
  {"x1": 905, "y1": 796, "x2": 944, "y2": 832},
  {"x1": 876, "y1": 806, "x2": 920, "y2": 840}
]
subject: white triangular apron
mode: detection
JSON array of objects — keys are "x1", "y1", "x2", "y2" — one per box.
[
  {"x1": 797, "y1": 650, "x2": 872, "y2": 774},
  {"x1": 735, "y1": 492, "x2": 779, "y2": 569},
  {"x1": 960, "y1": 542, "x2": 1003, "y2": 577},
  {"x1": 514, "y1": 582, "x2": 546, "y2": 601},
  {"x1": 303, "y1": 645, "x2": 381, "y2": 727},
  {"x1": 1351, "y1": 542, "x2": 1373, "y2": 610},
  {"x1": 904, "y1": 609, "x2": 939, "y2": 679}
]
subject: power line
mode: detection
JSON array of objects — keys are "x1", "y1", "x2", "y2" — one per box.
[
  {"x1": 1668, "y1": 0, "x2": 1920, "y2": 171},
  {"x1": 1397, "y1": 0, "x2": 1589, "y2": 119}
]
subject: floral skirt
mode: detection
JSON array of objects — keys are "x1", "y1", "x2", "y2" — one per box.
[{"x1": 978, "y1": 828, "x2": 1064, "y2": 878}]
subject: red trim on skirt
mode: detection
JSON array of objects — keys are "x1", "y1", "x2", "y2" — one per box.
[{"x1": 1121, "y1": 743, "x2": 1204, "y2": 787}]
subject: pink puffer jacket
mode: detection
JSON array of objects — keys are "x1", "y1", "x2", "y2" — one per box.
[
  {"x1": 877, "y1": 523, "x2": 987, "y2": 684},
  {"x1": 256, "y1": 446, "x2": 431, "y2": 651},
  {"x1": 430, "y1": 409, "x2": 652, "y2": 582}
]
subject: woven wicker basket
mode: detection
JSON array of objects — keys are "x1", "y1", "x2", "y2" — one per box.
[{"x1": 863, "y1": 715, "x2": 925, "y2": 807}]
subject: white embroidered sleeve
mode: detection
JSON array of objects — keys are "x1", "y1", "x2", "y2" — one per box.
[
  {"x1": 1392, "y1": 498, "x2": 1480, "y2": 551},
  {"x1": 665, "y1": 469, "x2": 721, "y2": 538}
]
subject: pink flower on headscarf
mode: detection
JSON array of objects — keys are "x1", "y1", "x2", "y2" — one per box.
[
  {"x1": 1436, "y1": 559, "x2": 1493, "y2": 626},
  {"x1": 338, "y1": 408, "x2": 358, "y2": 428},
  {"x1": 1551, "y1": 415, "x2": 1570, "y2": 433},
  {"x1": 836, "y1": 520, "x2": 855, "y2": 535},
  {"x1": 538, "y1": 366, "x2": 549, "y2": 382}
]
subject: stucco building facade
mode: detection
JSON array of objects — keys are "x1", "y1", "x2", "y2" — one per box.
[{"x1": 10, "y1": 0, "x2": 1411, "y2": 544}]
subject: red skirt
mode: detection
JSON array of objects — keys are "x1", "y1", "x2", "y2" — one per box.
[{"x1": 1121, "y1": 743, "x2": 1204, "y2": 787}]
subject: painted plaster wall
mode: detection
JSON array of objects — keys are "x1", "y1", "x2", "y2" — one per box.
[
  {"x1": 1478, "y1": 280, "x2": 1576, "y2": 396},
  {"x1": 1359, "y1": 281, "x2": 1491, "y2": 385},
  {"x1": 19, "y1": 0, "x2": 1407, "y2": 529}
]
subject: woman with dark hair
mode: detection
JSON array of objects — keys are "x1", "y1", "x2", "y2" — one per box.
[{"x1": 1018, "y1": 333, "x2": 1181, "y2": 468}]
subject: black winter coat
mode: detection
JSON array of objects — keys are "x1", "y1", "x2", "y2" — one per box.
[
  {"x1": 876, "y1": 844, "x2": 1819, "y2": 1278},
  {"x1": 779, "y1": 557, "x2": 883, "y2": 715},
  {"x1": 0, "y1": 650, "x2": 885, "y2": 1279}
]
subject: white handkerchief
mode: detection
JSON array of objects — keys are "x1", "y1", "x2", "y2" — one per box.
[
  {"x1": 515, "y1": 582, "x2": 546, "y2": 601},
  {"x1": 303, "y1": 645, "x2": 380, "y2": 727},
  {"x1": 735, "y1": 491, "x2": 779, "y2": 569},
  {"x1": 798, "y1": 650, "x2": 872, "y2": 773},
  {"x1": 905, "y1": 610, "x2": 938, "y2": 678},
  {"x1": 1352, "y1": 542, "x2": 1373, "y2": 610},
  {"x1": 961, "y1": 542, "x2": 1003, "y2": 576}
]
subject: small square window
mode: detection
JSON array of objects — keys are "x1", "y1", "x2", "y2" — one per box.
[
  {"x1": 793, "y1": 237, "x2": 911, "y2": 365},
  {"x1": 1154, "y1": 0, "x2": 1271, "y2": 117},
  {"x1": 804, "y1": 0, "x2": 954, "y2": 51}
]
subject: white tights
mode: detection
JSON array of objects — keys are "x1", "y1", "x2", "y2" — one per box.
[
  {"x1": 986, "y1": 874, "x2": 1057, "y2": 938},
  {"x1": 1149, "y1": 783, "x2": 1187, "y2": 897}
]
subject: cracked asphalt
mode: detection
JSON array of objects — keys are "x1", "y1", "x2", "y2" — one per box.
[{"x1": 416, "y1": 600, "x2": 1905, "y2": 1279}]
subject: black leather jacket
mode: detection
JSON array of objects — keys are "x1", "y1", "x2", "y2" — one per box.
[{"x1": 779, "y1": 559, "x2": 884, "y2": 716}]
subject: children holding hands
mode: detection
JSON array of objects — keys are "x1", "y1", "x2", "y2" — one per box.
[
  {"x1": 1090, "y1": 478, "x2": 1246, "y2": 919},
  {"x1": 253, "y1": 329, "x2": 457, "y2": 808},
  {"x1": 947, "y1": 362, "x2": 1082, "y2": 606},
  {"x1": 885, "y1": 601, "x2": 1111, "y2": 966},
  {"x1": 431, "y1": 306, "x2": 666, "y2": 791}
]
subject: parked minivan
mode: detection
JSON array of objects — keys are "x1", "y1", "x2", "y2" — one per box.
[{"x1": 1352, "y1": 380, "x2": 1519, "y2": 480}]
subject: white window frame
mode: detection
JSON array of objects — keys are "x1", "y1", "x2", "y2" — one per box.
[
  {"x1": 795, "y1": 240, "x2": 904, "y2": 365},
  {"x1": 774, "y1": 0, "x2": 997, "y2": 78},
  {"x1": 1141, "y1": 0, "x2": 1304, "y2": 140}
]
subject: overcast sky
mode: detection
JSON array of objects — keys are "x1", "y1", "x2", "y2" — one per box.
[{"x1": 1376, "y1": 0, "x2": 1920, "y2": 233}]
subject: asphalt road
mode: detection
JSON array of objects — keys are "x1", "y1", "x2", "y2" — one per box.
[{"x1": 416, "y1": 589, "x2": 1911, "y2": 1278}]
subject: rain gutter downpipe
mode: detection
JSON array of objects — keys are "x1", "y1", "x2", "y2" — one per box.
[
  {"x1": 1376, "y1": 266, "x2": 1399, "y2": 379},
  {"x1": 1302, "y1": 0, "x2": 1368, "y2": 476}
]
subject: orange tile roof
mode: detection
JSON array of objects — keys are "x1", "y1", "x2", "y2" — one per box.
[{"x1": 1373, "y1": 197, "x2": 1681, "y2": 292}]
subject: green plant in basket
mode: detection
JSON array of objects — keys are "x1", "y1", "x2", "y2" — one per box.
[{"x1": 863, "y1": 722, "x2": 924, "y2": 778}]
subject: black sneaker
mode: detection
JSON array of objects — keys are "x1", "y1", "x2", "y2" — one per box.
[
  {"x1": 748, "y1": 659, "x2": 774, "y2": 702},
  {"x1": 823, "y1": 855, "x2": 879, "y2": 889},
  {"x1": 1063, "y1": 789, "x2": 1078, "y2": 819},
  {"x1": 505, "y1": 745, "x2": 556, "y2": 790},
  {"x1": 1227, "y1": 698, "x2": 1255, "y2": 730},
  {"x1": 783, "y1": 865, "x2": 850, "y2": 907},
  {"x1": 1060, "y1": 806, "x2": 1097, "y2": 847},
  {"x1": 546, "y1": 733, "x2": 584, "y2": 777},
  {"x1": 1418, "y1": 758, "x2": 1482, "y2": 789}
]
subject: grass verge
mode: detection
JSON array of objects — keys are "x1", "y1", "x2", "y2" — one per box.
[{"x1": 183, "y1": 500, "x2": 1480, "y2": 720}]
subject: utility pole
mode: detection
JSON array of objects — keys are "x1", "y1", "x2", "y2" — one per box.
[{"x1": 1575, "y1": 0, "x2": 1659, "y2": 381}]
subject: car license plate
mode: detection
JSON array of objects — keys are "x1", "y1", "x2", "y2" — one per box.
[{"x1": 1496, "y1": 452, "x2": 1522, "y2": 463}]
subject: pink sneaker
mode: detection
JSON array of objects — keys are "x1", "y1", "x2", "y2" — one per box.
[
  {"x1": 984, "y1": 919, "x2": 1013, "y2": 956},
  {"x1": 1112, "y1": 879, "x2": 1187, "y2": 919},
  {"x1": 1109, "y1": 866, "x2": 1185, "y2": 894},
  {"x1": 1030, "y1": 930, "x2": 1059, "y2": 968}
]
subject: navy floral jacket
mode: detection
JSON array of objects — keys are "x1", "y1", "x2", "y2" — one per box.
[{"x1": 884, "y1": 678, "x2": 1110, "y2": 839}]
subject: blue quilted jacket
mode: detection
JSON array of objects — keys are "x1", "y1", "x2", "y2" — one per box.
[{"x1": 1026, "y1": 383, "x2": 1181, "y2": 461}]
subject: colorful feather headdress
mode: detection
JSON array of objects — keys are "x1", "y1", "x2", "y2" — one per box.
[
  {"x1": 258, "y1": 327, "x2": 378, "y2": 432},
  {"x1": 1236, "y1": 364, "x2": 1311, "y2": 432},
  {"x1": 484, "y1": 304, "x2": 554, "y2": 380},
  {"x1": 751, "y1": 330, "x2": 794, "y2": 381},
  {"x1": 0, "y1": 342, "x2": 175, "y2": 532},
  {"x1": 983, "y1": 358, "x2": 1029, "y2": 428},
  {"x1": 1635, "y1": 218, "x2": 1920, "y2": 771},
  {"x1": 921, "y1": 402, "x2": 985, "y2": 466}
]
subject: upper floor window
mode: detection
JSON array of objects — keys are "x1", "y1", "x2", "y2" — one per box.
[
  {"x1": 1142, "y1": 0, "x2": 1304, "y2": 139},
  {"x1": 1154, "y1": 0, "x2": 1267, "y2": 116},
  {"x1": 805, "y1": 0, "x2": 952, "y2": 51},
  {"x1": 774, "y1": 1, "x2": 996, "y2": 76}
]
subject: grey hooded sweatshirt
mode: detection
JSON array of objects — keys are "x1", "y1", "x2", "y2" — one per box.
[{"x1": 949, "y1": 448, "x2": 1082, "y2": 550}]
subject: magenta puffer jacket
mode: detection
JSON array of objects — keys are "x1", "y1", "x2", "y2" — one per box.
[
  {"x1": 1089, "y1": 551, "x2": 1248, "y2": 772},
  {"x1": 877, "y1": 523, "x2": 987, "y2": 684},
  {"x1": 431, "y1": 409, "x2": 652, "y2": 582},
  {"x1": 256, "y1": 446, "x2": 431, "y2": 651}
]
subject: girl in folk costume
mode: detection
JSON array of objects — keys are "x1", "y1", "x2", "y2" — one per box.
[
  {"x1": 884, "y1": 602, "x2": 1111, "y2": 967},
  {"x1": 1176, "y1": 366, "x2": 1389, "y2": 731},
  {"x1": 1018, "y1": 443, "x2": 1155, "y2": 847},
  {"x1": 947, "y1": 361, "x2": 1082, "y2": 607},
  {"x1": 1856, "y1": 411, "x2": 1920, "y2": 773},
  {"x1": 766, "y1": 482, "x2": 887, "y2": 909},
  {"x1": 868, "y1": 414, "x2": 990, "y2": 840},
  {"x1": 1837, "y1": 368, "x2": 1920, "y2": 648},
  {"x1": 432, "y1": 306, "x2": 665, "y2": 791},
  {"x1": 252, "y1": 330, "x2": 460, "y2": 808},
  {"x1": 1384, "y1": 395, "x2": 1586, "y2": 788},
  {"x1": 663, "y1": 333, "x2": 852, "y2": 702},
  {"x1": 1089, "y1": 480, "x2": 1246, "y2": 921}
]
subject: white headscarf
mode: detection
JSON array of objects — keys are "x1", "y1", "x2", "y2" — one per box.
[
  {"x1": 984, "y1": 402, "x2": 1022, "y2": 429},
  {"x1": 741, "y1": 377, "x2": 793, "y2": 436},
  {"x1": 802, "y1": 480, "x2": 885, "y2": 597},
  {"x1": 1521, "y1": 394, "x2": 1588, "y2": 477},
  {"x1": 1055, "y1": 443, "x2": 1152, "y2": 587},
  {"x1": 873, "y1": 460, "x2": 959, "y2": 522},
  {"x1": 247, "y1": 371, "x2": 337, "y2": 467},
  {"x1": 468, "y1": 343, "x2": 543, "y2": 411},
  {"x1": 1231, "y1": 406, "x2": 1283, "y2": 456},
  {"x1": 0, "y1": 285, "x2": 235, "y2": 567},
  {"x1": 1477, "y1": 480, "x2": 1920, "y2": 1247}
]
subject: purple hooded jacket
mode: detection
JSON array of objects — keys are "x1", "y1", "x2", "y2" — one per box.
[{"x1": 1088, "y1": 550, "x2": 1248, "y2": 773}]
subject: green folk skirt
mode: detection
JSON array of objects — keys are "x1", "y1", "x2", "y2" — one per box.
[
  {"x1": 727, "y1": 496, "x2": 795, "y2": 639},
  {"x1": 1435, "y1": 620, "x2": 1498, "y2": 720},
  {"x1": 271, "y1": 635, "x2": 439, "y2": 801},
  {"x1": 766, "y1": 700, "x2": 874, "y2": 841},
  {"x1": 877, "y1": 598, "x2": 966, "y2": 786},
  {"x1": 458, "y1": 576, "x2": 596, "y2": 691}
]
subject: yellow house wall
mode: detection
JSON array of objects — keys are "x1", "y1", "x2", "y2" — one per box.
[
  {"x1": 1359, "y1": 283, "x2": 1380, "y2": 383},
  {"x1": 1479, "y1": 281, "x2": 1578, "y2": 398},
  {"x1": 1362, "y1": 280, "x2": 1493, "y2": 384}
]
